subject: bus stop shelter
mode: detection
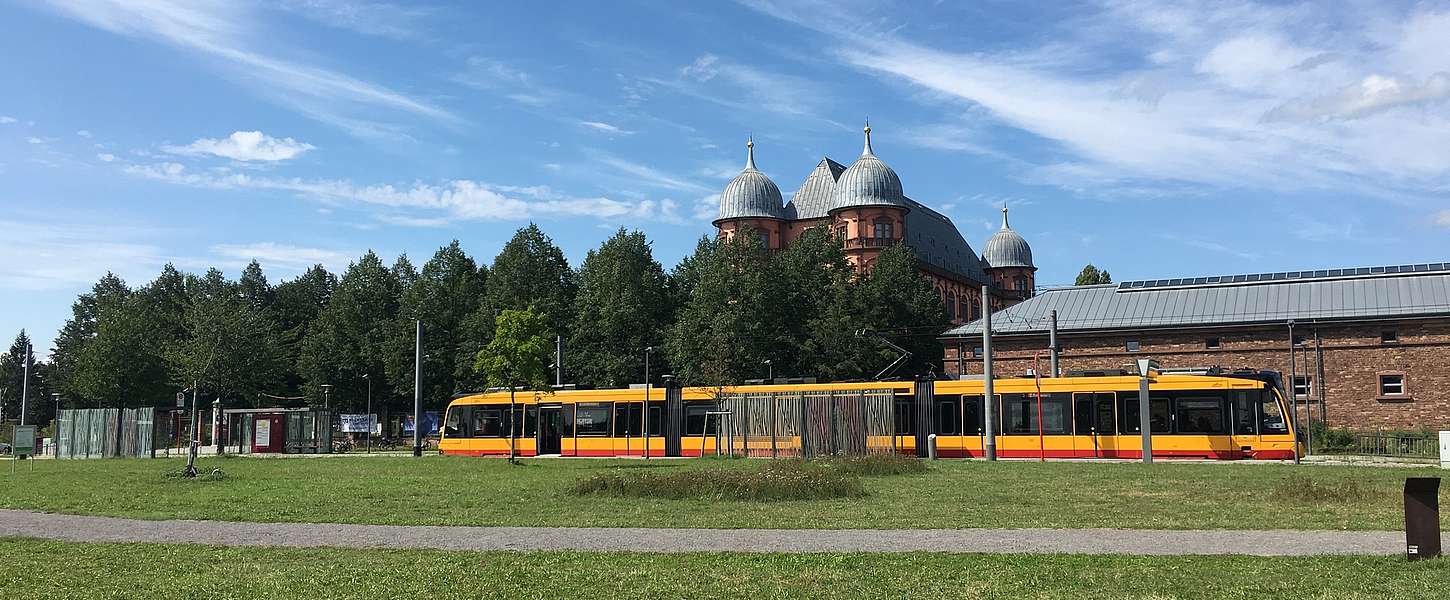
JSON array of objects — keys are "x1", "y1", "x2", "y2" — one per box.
[{"x1": 222, "y1": 407, "x2": 332, "y2": 454}]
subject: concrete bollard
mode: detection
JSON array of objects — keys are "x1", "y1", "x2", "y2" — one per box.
[
  {"x1": 1404, "y1": 477, "x2": 1441, "y2": 561},
  {"x1": 1439, "y1": 431, "x2": 1449, "y2": 469},
  {"x1": 927, "y1": 434, "x2": 938, "y2": 460}
]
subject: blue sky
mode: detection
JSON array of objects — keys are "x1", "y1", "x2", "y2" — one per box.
[{"x1": 4, "y1": 0, "x2": 1450, "y2": 355}]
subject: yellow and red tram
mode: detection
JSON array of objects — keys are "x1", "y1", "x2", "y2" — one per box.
[{"x1": 439, "y1": 370, "x2": 1299, "y2": 460}]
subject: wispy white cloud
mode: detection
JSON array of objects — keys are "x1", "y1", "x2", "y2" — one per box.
[
  {"x1": 210, "y1": 241, "x2": 354, "y2": 272},
  {"x1": 25, "y1": 137, "x2": 46, "y2": 144},
  {"x1": 591, "y1": 154, "x2": 713, "y2": 193},
  {"x1": 579, "y1": 120, "x2": 633, "y2": 135},
  {"x1": 122, "y1": 161, "x2": 687, "y2": 224},
  {"x1": 96, "y1": 153, "x2": 116, "y2": 162},
  {"x1": 1157, "y1": 233, "x2": 1261, "y2": 262},
  {"x1": 451, "y1": 56, "x2": 564, "y2": 107},
  {"x1": 643, "y1": 53, "x2": 835, "y2": 124},
  {"x1": 75, "y1": 129, "x2": 93, "y2": 138},
  {"x1": 1435, "y1": 210, "x2": 1450, "y2": 229},
  {"x1": 162, "y1": 130, "x2": 315, "y2": 161},
  {"x1": 0, "y1": 116, "x2": 16, "y2": 124},
  {"x1": 40, "y1": 0, "x2": 456, "y2": 134},
  {"x1": 745, "y1": 0, "x2": 1450, "y2": 201},
  {"x1": 0, "y1": 217, "x2": 166, "y2": 291},
  {"x1": 274, "y1": 0, "x2": 432, "y2": 40}
]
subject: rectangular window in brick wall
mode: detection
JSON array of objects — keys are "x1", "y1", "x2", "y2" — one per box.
[
  {"x1": 1380, "y1": 330, "x2": 1398, "y2": 344},
  {"x1": 1292, "y1": 375, "x2": 1312, "y2": 398},
  {"x1": 1205, "y1": 337, "x2": 1221, "y2": 349},
  {"x1": 1125, "y1": 340, "x2": 1141, "y2": 352},
  {"x1": 1377, "y1": 372, "x2": 1406, "y2": 398}
]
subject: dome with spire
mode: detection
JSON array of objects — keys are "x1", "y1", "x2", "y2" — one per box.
[
  {"x1": 829, "y1": 124, "x2": 908, "y2": 212},
  {"x1": 982, "y1": 206, "x2": 1034, "y2": 269},
  {"x1": 715, "y1": 137, "x2": 785, "y2": 224}
]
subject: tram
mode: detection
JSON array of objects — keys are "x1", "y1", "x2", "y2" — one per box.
[{"x1": 438, "y1": 369, "x2": 1299, "y2": 460}]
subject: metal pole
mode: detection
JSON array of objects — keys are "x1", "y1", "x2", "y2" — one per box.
[
  {"x1": 643, "y1": 347, "x2": 652, "y2": 460},
  {"x1": 364, "y1": 374, "x2": 372, "y2": 454},
  {"x1": 1301, "y1": 334, "x2": 1313, "y2": 456},
  {"x1": 956, "y1": 342, "x2": 965, "y2": 380},
  {"x1": 508, "y1": 385, "x2": 516, "y2": 462},
  {"x1": 20, "y1": 342, "x2": 30, "y2": 426},
  {"x1": 1314, "y1": 328, "x2": 1326, "y2": 430},
  {"x1": 1287, "y1": 320, "x2": 1300, "y2": 465},
  {"x1": 982, "y1": 285, "x2": 996, "y2": 461},
  {"x1": 555, "y1": 336, "x2": 563, "y2": 387},
  {"x1": 413, "y1": 320, "x2": 423, "y2": 457},
  {"x1": 1048, "y1": 310, "x2": 1059, "y2": 378},
  {"x1": 1138, "y1": 373, "x2": 1152, "y2": 464}
]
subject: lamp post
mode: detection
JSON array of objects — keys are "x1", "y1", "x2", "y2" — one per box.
[
  {"x1": 763, "y1": 359, "x2": 773, "y2": 382},
  {"x1": 644, "y1": 346, "x2": 654, "y2": 460},
  {"x1": 320, "y1": 384, "x2": 333, "y2": 411},
  {"x1": 362, "y1": 374, "x2": 372, "y2": 454},
  {"x1": 51, "y1": 393, "x2": 60, "y2": 456}
]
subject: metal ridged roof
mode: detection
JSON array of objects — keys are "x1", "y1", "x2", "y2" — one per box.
[
  {"x1": 944, "y1": 267, "x2": 1450, "y2": 336},
  {"x1": 981, "y1": 207, "x2": 1034, "y2": 268},
  {"x1": 904, "y1": 198, "x2": 989, "y2": 283},
  {"x1": 715, "y1": 140, "x2": 784, "y2": 223},
  {"x1": 783, "y1": 157, "x2": 846, "y2": 220},
  {"x1": 830, "y1": 126, "x2": 909, "y2": 212}
]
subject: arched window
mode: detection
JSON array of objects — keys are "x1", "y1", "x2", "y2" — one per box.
[
  {"x1": 970, "y1": 300, "x2": 981, "y2": 321},
  {"x1": 945, "y1": 291, "x2": 957, "y2": 321}
]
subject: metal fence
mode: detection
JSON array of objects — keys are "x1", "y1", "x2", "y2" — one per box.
[
  {"x1": 713, "y1": 388, "x2": 897, "y2": 458},
  {"x1": 1341, "y1": 434, "x2": 1440, "y2": 458},
  {"x1": 55, "y1": 407, "x2": 155, "y2": 459}
]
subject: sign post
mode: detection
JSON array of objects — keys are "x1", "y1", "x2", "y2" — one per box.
[
  {"x1": 11, "y1": 424, "x2": 36, "y2": 473},
  {"x1": 1136, "y1": 359, "x2": 1160, "y2": 464}
]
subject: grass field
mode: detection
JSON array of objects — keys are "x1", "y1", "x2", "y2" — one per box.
[
  {"x1": 0, "y1": 455, "x2": 1442, "y2": 530},
  {"x1": 1, "y1": 538, "x2": 1446, "y2": 599}
]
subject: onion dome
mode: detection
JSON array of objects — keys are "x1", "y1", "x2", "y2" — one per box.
[
  {"x1": 715, "y1": 137, "x2": 785, "y2": 225},
  {"x1": 982, "y1": 206, "x2": 1034, "y2": 268},
  {"x1": 830, "y1": 123, "x2": 908, "y2": 212}
]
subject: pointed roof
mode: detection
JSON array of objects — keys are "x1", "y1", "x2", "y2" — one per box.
[
  {"x1": 783, "y1": 157, "x2": 847, "y2": 220},
  {"x1": 715, "y1": 137, "x2": 784, "y2": 224},
  {"x1": 830, "y1": 123, "x2": 908, "y2": 212},
  {"x1": 982, "y1": 206, "x2": 1034, "y2": 269}
]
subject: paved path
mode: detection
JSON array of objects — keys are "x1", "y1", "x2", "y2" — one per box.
[{"x1": 0, "y1": 509, "x2": 1431, "y2": 555}]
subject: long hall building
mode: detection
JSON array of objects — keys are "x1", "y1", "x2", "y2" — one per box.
[
  {"x1": 713, "y1": 125, "x2": 1035, "y2": 324},
  {"x1": 940, "y1": 264, "x2": 1450, "y2": 430}
]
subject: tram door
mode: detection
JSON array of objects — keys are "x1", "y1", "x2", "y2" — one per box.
[
  {"x1": 537, "y1": 405, "x2": 563, "y2": 456},
  {"x1": 1073, "y1": 393, "x2": 1117, "y2": 458}
]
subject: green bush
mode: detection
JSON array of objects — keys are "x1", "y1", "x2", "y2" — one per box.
[
  {"x1": 1271, "y1": 474, "x2": 1377, "y2": 504},
  {"x1": 572, "y1": 461, "x2": 866, "y2": 501},
  {"x1": 1310, "y1": 422, "x2": 1357, "y2": 452},
  {"x1": 820, "y1": 453, "x2": 929, "y2": 476}
]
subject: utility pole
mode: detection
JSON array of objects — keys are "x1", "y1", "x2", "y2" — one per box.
[
  {"x1": 1287, "y1": 320, "x2": 1300, "y2": 465},
  {"x1": 185, "y1": 379, "x2": 199, "y2": 477},
  {"x1": 981, "y1": 285, "x2": 996, "y2": 462},
  {"x1": 363, "y1": 373, "x2": 372, "y2": 454},
  {"x1": 1048, "y1": 310, "x2": 1060, "y2": 377},
  {"x1": 413, "y1": 320, "x2": 423, "y2": 457},
  {"x1": 20, "y1": 341, "x2": 31, "y2": 426},
  {"x1": 644, "y1": 346, "x2": 654, "y2": 460}
]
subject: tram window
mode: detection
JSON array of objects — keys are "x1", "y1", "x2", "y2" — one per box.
[
  {"x1": 574, "y1": 403, "x2": 611, "y2": 436},
  {"x1": 1260, "y1": 397, "x2": 1289, "y2": 435},
  {"x1": 1120, "y1": 397, "x2": 1171, "y2": 434},
  {"x1": 614, "y1": 403, "x2": 640, "y2": 437},
  {"x1": 684, "y1": 402, "x2": 716, "y2": 436},
  {"x1": 472, "y1": 408, "x2": 503, "y2": 437},
  {"x1": 1174, "y1": 397, "x2": 1226, "y2": 434},
  {"x1": 894, "y1": 397, "x2": 914, "y2": 435},
  {"x1": 1074, "y1": 393, "x2": 1115, "y2": 435},
  {"x1": 509, "y1": 406, "x2": 537, "y2": 438},
  {"x1": 1002, "y1": 393, "x2": 1069, "y2": 434},
  {"x1": 444, "y1": 406, "x2": 467, "y2": 437},
  {"x1": 1232, "y1": 392, "x2": 1258, "y2": 435},
  {"x1": 962, "y1": 395, "x2": 984, "y2": 435},
  {"x1": 936, "y1": 396, "x2": 961, "y2": 435}
]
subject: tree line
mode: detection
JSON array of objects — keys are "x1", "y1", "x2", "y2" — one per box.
[{"x1": 0, "y1": 224, "x2": 950, "y2": 421}]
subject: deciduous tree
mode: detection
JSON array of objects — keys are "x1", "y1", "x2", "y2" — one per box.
[{"x1": 568, "y1": 229, "x2": 672, "y2": 387}]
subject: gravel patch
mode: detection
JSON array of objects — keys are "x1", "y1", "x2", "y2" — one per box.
[{"x1": 2, "y1": 509, "x2": 1431, "y2": 555}]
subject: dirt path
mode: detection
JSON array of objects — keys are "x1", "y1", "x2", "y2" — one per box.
[{"x1": 0, "y1": 509, "x2": 1427, "y2": 555}]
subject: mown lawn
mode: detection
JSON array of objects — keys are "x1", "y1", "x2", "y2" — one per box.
[
  {"x1": 1, "y1": 538, "x2": 1447, "y2": 599},
  {"x1": 0, "y1": 455, "x2": 1442, "y2": 530}
]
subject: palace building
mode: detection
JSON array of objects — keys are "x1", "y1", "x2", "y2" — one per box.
[{"x1": 713, "y1": 125, "x2": 1036, "y2": 324}]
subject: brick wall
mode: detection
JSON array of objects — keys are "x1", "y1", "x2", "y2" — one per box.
[{"x1": 941, "y1": 319, "x2": 1450, "y2": 431}]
